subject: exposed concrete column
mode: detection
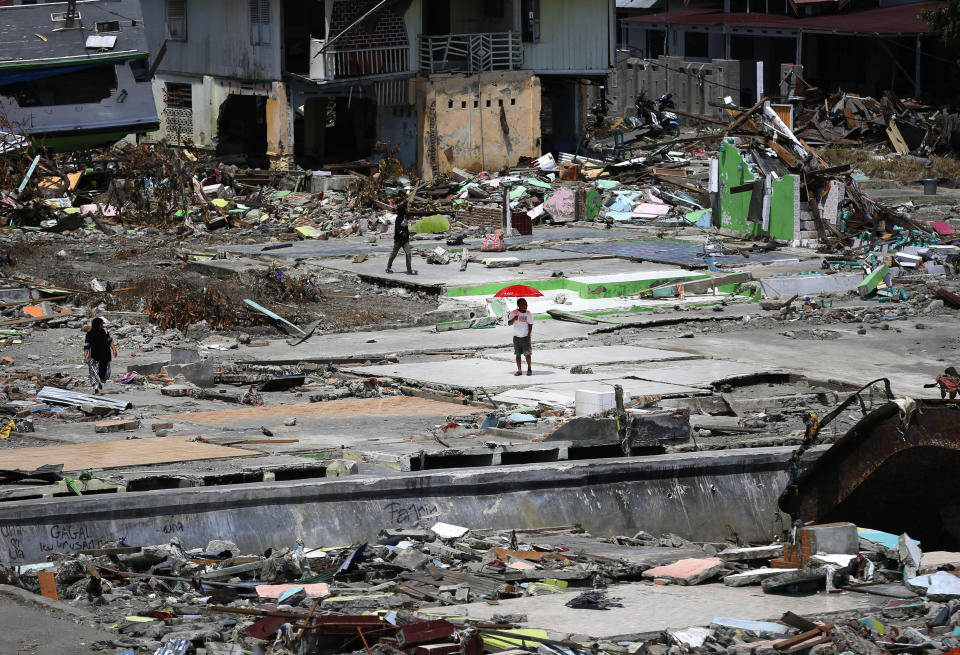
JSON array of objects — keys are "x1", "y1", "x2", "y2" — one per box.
[
  {"x1": 795, "y1": 32, "x2": 802, "y2": 66},
  {"x1": 266, "y1": 81, "x2": 295, "y2": 170}
]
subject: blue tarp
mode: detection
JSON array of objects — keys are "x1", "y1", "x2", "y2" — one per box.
[{"x1": 0, "y1": 63, "x2": 103, "y2": 87}]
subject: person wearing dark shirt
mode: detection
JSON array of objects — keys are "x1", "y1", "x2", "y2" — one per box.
[
  {"x1": 83, "y1": 317, "x2": 118, "y2": 396},
  {"x1": 386, "y1": 200, "x2": 417, "y2": 275}
]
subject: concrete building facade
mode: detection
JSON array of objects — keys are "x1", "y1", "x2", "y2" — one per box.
[{"x1": 135, "y1": 0, "x2": 615, "y2": 172}]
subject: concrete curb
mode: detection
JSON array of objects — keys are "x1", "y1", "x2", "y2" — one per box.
[
  {"x1": 0, "y1": 584, "x2": 94, "y2": 622},
  {"x1": 0, "y1": 446, "x2": 828, "y2": 564}
]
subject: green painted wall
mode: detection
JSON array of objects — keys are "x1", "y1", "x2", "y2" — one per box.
[
  {"x1": 445, "y1": 274, "x2": 709, "y2": 299},
  {"x1": 718, "y1": 142, "x2": 796, "y2": 241}
]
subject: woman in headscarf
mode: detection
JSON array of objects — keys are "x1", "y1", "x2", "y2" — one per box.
[{"x1": 84, "y1": 317, "x2": 118, "y2": 396}]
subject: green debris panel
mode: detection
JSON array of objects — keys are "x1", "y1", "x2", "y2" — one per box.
[
  {"x1": 858, "y1": 264, "x2": 889, "y2": 298},
  {"x1": 586, "y1": 188, "x2": 602, "y2": 220},
  {"x1": 409, "y1": 214, "x2": 450, "y2": 233},
  {"x1": 445, "y1": 274, "x2": 709, "y2": 299},
  {"x1": 718, "y1": 142, "x2": 796, "y2": 241}
]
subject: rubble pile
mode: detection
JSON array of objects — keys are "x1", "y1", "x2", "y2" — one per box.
[{"x1": 3, "y1": 522, "x2": 960, "y2": 655}]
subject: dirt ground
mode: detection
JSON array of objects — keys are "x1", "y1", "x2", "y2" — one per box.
[{"x1": 1, "y1": 235, "x2": 436, "y2": 333}]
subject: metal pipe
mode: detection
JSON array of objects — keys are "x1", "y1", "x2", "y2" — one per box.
[{"x1": 316, "y1": 0, "x2": 389, "y2": 56}]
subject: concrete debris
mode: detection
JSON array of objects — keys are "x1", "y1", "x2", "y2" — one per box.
[
  {"x1": 0, "y1": 520, "x2": 956, "y2": 655},
  {"x1": 2, "y1": 12, "x2": 960, "y2": 654}
]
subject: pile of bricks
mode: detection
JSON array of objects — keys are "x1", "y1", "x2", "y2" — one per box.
[{"x1": 457, "y1": 207, "x2": 502, "y2": 231}]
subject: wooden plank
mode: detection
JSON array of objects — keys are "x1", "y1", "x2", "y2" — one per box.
[
  {"x1": 886, "y1": 120, "x2": 910, "y2": 155},
  {"x1": 0, "y1": 436, "x2": 255, "y2": 472},
  {"x1": 37, "y1": 571, "x2": 58, "y2": 600},
  {"x1": 843, "y1": 107, "x2": 857, "y2": 130},
  {"x1": 725, "y1": 97, "x2": 767, "y2": 135},
  {"x1": 782, "y1": 636, "x2": 831, "y2": 654},
  {"x1": 767, "y1": 140, "x2": 799, "y2": 169}
]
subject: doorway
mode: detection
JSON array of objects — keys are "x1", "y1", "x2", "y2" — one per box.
[{"x1": 216, "y1": 95, "x2": 268, "y2": 167}]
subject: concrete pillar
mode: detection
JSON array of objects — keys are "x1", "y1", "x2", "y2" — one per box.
[
  {"x1": 266, "y1": 81, "x2": 295, "y2": 170},
  {"x1": 708, "y1": 31, "x2": 725, "y2": 59}
]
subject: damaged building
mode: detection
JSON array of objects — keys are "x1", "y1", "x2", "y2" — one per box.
[
  {"x1": 614, "y1": 0, "x2": 952, "y2": 114},
  {"x1": 141, "y1": 0, "x2": 616, "y2": 175}
]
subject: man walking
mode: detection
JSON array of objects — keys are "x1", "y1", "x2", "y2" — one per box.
[
  {"x1": 508, "y1": 298, "x2": 534, "y2": 376},
  {"x1": 386, "y1": 199, "x2": 417, "y2": 275}
]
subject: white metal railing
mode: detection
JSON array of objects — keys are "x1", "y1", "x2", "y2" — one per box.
[
  {"x1": 419, "y1": 32, "x2": 522, "y2": 74},
  {"x1": 310, "y1": 40, "x2": 410, "y2": 81}
]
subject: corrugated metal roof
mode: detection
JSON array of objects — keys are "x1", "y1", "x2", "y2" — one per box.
[
  {"x1": 622, "y1": 0, "x2": 944, "y2": 34},
  {"x1": 37, "y1": 386, "x2": 132, "y2": 411}
]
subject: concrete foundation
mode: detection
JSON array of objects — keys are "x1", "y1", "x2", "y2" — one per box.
[{"x1": 0, "y1": 447, "x2": 823, "y2": 565}]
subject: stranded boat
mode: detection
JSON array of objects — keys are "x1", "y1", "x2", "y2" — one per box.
[{"x1": 0, "y1": 0, "x2": 158, "y2": 151}]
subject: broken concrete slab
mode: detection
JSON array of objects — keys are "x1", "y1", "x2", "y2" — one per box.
[
  {"x1": 759, "y1": 273, "x2": 863, "y2": 298},
  {"x1": 490, "y1": 378, "x2": 707, "y2": 408},
  {"x1": 642, "y1": 557, "x2": 725, "y2": 585},
  {"x1": 613, "y1": 360, "x2": 785, "y2": 389},
  {"x1": 723, "y1": 568, "x2": 799, "y2": 587},
  {"x1": 170, "y1": 346, "x2": 201, "y2": 365},
  {"x1": 344, "y1": 358, "x2": 613, "y2": 393},
  {"x1": 717, "y1": 545, "x2": 784, "y2": 562},
  {"x1": 906, "y1": 571, "x2": 960, "y2": 600},
  {"x1": 164, "y1": 358, "x2": 216, "y2": 388},
  {"x1": 484, "y1": 345, "x2": 698, "y2": 368}
]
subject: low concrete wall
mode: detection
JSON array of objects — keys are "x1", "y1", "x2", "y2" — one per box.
[
  {"x1": 607, "y1": 53, "x2": 739, "y2": 123},
  {"x1": 0, "y1": 447, "x2": 823, "y2": 564}
]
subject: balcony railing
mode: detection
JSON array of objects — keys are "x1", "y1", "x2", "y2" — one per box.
[
  {"x1": 309, "y1": 40, "x2": 410, "y2": 81},
  {"x1": 419, "y1": 32, "x2": 522, "y2": 74}
]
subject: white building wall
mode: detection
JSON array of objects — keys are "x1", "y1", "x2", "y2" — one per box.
[{"x1": 521, "y1": 0, "x2": 614, "y2": 71}]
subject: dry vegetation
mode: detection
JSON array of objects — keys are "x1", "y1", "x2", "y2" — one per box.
[{"x1": 822, "y1": 146, "x2": 960, "y2": 185}]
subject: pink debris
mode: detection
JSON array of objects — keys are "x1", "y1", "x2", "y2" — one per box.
[
  {"x1": 642, "y1": 557, "x2": 725, "y2": 585},
  {"x1": 255, "y1": 582, "x2": 329, "y2": 598},
  {"x1": 931, "y1": 221, "x2": 955, "y2": 236}
]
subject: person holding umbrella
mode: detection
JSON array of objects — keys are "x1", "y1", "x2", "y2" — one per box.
[
  {"x1": 508, "y1": 298, "x2": 534, "y2": 376},
  {"x1": 494, "y1": 285, "x2": 542, "y2": 377}
]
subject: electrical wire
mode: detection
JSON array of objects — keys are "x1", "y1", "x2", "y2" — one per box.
[{"x1": 633, "y1": 58, "x2": 745, "y2": 94}]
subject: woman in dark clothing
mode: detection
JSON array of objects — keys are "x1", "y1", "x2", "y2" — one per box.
[{"x1": 84, "y1": 317, "x2": 118, "y2": 396}]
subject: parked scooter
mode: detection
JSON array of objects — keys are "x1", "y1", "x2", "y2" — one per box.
[{"x1": 628, "y1": 91, "x2": 680, "y2": 138}]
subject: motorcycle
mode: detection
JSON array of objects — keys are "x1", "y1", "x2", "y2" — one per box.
[{"x1": 628, "y1": 91, "x2": 680, "y2": 138}]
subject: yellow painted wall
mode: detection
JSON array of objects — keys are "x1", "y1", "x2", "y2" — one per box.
[
  {"x1": 416, "y1": 71, "x2": 541, "y2": 180},
  {"x1": 266, "y1": 81, "x2": 294, "y2": 169}
]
